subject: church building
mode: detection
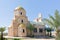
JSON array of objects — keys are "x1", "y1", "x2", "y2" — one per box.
[{"x1": 8, "y1": 6, "x2": 46, "y2": 37}]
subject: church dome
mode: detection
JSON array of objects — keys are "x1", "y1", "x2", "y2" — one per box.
[
  {"x1": 19, "y1": 23, "x2": 26, "y2": 27},
  {"x1": 14, "y1": 6, "x2": 25, "y2": 11}
]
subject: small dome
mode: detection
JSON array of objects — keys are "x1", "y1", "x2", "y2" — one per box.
[
  {"x1": 14, "y1": 6, "x2": 25, "y2": 11},
  {"x1": 19, "y1": 24, "x2": 26, "y2": 27}
]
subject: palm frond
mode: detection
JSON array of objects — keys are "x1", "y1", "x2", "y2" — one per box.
[
  {"x1": 44, "y1": 19, "x2": 55, "y2": 27},
  {"x1": 0, "y1": 27, "x2": 6, "y2": 32},
  {"x1": 44, "y1": 10, "x2": 60, "y2": 30}
]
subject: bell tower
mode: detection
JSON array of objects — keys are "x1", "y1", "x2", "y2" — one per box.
[
  {"x1": 14, "y1": 6, "x2": 26, "y2": 17},
  {"x1": 8, "y1": 6, "x2": 28, "y2": 37},
  {"x1": 14, "y1": 6, "x2": 28, "y2": 25}
]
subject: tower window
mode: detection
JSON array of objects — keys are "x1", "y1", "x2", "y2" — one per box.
[
  {"x1": 23, "y1": 29, "x2": 25, "y2": 33},
  {"x1": 20, "y1": 12, "x2": 22, "y2": 15},
  {"x1": 21, "y1": 20, "x2": 23, "y2": 23}
]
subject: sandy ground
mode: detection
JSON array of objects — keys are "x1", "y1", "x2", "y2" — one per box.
[
  {"x1": 4, "y1": 36, "x2": 55, "y2": 40},
  {"x1": 23, "y1": 38, "x2": 55, "y2": 40}
]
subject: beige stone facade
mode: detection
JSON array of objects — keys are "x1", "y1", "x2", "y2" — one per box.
[
  {"x1": 8, "y1": 6, "x2": 28, "y2": 37},
  {"x1": 18, "y1": 24, "x2": 27, "y2": 37},
  {"x1": 8, "y1": 6, "x2": 46, "y2": 37}
]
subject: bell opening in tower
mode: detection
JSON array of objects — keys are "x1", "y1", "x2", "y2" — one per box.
[
  {"x1": 20, "y1": 12, "x2": 22, "y2": 15},
  {"x1": 21, "y1": 20, "x2": 23, "y2": 23},
  {"x1": 23, "y1": 29, "x2": 25, "y2": 33}
]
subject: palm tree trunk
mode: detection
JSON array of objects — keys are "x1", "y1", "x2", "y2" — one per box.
[
  {"x1": 56, "y1": 29, "x2": 60, "y2": 40},
  {"x1": 50, "y1": 32, "x2": 52, "y2": 37},
  {"x1": 48, "y1": 32, "x2": 49, "y2": 36},
  {"x1": 56, "y1": 29, "x2": 59, "y2": 36},
  {"x1": 1, "y1": 32, "x2": 3, "y2": 40}
]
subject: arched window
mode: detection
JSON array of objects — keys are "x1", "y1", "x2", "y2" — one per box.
[
  {"x1": 20, "y1": 12, "x2": 22, "y2": 15},
  {"x1": 23, "y1": 29, "x2": 25, "y2": 33},
  {"x1": 39, "y1": 28, "x2": 43, "y2": 33},
  {"x1": 21, "y1": 20, "x2": 23, "y2": 23},
  {"x1": 34, "y1": 28, "x2": 37, "y2": 33}
]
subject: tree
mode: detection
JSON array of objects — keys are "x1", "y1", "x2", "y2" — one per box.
[
  {"x1": 45, "y1": 27, "x2": 53, "y2": 36},
  {"x1": 44, "y1": 10, "x2": 60, "y2": 36},
  {"x1": 27, "y1": 23, "x2": 34, "y2": 37},
  {"x1": 0, "y1": 27, "x2": 6, "y2": 40}
]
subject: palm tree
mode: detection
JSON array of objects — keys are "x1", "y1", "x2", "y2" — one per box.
[
  {"x1": 44, "y1": 10, "x2": 60, "y2": 36},
  {"x1": 0, "y1": 27, "x2": 6, "y2": 40},
  {"x1": 27, "y1": 23, "x2": 34, "y2": 37}
]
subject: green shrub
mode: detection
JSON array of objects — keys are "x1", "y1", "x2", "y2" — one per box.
[
  {"x1": 4, "y1": 38, "x2": 8, "y2": 40},
  {"x1": 13, "y1": 38, "x2": 21, "y2": 40}
]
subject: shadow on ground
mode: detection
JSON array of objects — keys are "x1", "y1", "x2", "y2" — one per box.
[{"x1": 28, "y1": 35, "x2": 55, "y2": 39}]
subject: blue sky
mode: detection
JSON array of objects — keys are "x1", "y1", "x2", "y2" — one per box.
[{"x1": 0, "y1": 0, "x2": 60, "y2": 27}]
